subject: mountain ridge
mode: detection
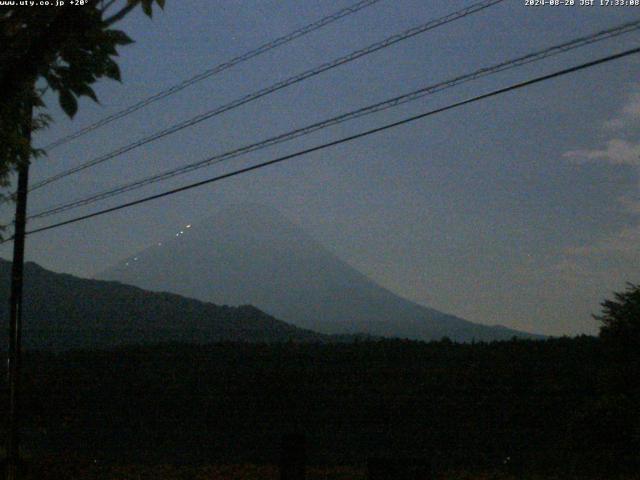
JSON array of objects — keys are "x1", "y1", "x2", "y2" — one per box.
[
  {"x1": 0, "y1": 259, "x2": 344, "y2": 350},
  {"x1": 98, "y1": 204, "x2": 542, "y2": 342}
]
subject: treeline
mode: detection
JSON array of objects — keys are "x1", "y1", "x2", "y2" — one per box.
[{"x1": 1, "y1": 336, "x2": 638, "y2": 476}]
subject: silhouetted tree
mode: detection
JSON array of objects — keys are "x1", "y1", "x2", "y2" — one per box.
[
  {"x1": 0, "y1": 0, "x2": 165, "y2": 199},
  {"x1": 594, "y1": 283, "x2": 640, "y2": 349},
  {"x1": 580, "y1": 283, "x2": 640, "y2": 474}
]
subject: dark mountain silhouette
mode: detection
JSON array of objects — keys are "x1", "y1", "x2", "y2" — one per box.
[
  {"x1": 99, "y1": 204, "x2": 541, "y2": 342},
  {"x1": 0, "y1": 259, "x2": 334, "y2": 350}
]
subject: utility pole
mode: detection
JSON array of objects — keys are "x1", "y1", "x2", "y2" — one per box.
[{"x1": 6, "y1": 102, "x2": 32, "y2": 480}]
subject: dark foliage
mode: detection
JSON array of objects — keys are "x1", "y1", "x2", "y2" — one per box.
[
  {"x1": 0, "y1": 336, "x2": 635, "y2": 476},
  {"x1": 594, "y1": 283, "x2": 640, "y2": 349},
  {"x1": 0, "y1": 260, "x2": 331, "y2": 348},
  {"x1": 0, "y1": 0, "x2": 164, "y2": 194}
]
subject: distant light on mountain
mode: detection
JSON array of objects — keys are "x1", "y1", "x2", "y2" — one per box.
[{"x1": 98, "y1": 204, "x2": 542, "y2": 342}]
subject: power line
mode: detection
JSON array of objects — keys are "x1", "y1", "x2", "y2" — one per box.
[
  {"x1": 40, "y1": 0, "x2": 385, "y2": 151},
  {"x1": 30, "y1": 0, "x2": 504, "y2": 191},
  {"x1": 27, "y1": 18, "x2": 640, "y2": 220},
  {"x1": 10, "y1": 45, "x2": 639, "y2": 242}
]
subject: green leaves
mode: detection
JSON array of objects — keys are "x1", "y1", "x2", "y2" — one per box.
[
  {"x1": 8, "y1": 1, "x2": 164, "y2": 119},
  {"x1": 43, "y1": 2, "x2": 162, "y2": 117},
  {"x1": 0, "y1": 0, "x2": 166, "y2": 193}
]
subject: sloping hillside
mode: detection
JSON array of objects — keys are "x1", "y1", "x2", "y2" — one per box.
[
  {"x1": 0, "y1": 259, "x2": 330, "y2": 349},
  {"x1": 100, "y1": 204, "x2": 540, "y2": 341}
]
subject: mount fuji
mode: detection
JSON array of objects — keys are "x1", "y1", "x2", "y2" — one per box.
[{"x1": 98, "y1": 204, "x2": 540, "y2": 342}]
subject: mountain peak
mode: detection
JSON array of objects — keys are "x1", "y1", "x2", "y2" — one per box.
[{"x1": 99, "y1": 204, "x2": 540, "y2": 342}]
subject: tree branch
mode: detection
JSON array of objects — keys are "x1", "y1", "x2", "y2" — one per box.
[{"x1": 104, "y1": 1, "x2": 138, "y2": 26}]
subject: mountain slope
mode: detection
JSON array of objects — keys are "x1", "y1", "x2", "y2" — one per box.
[
  {"x1": 99, "y1": 204, "x2": 540, "y2": 341},
  {"x1": 0, "y1": 259, "x2": 331, "y2": 349}
]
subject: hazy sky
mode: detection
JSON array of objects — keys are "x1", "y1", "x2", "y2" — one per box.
[{"x1": 3, "y1": 0, "x2": 639, "y2": 336}]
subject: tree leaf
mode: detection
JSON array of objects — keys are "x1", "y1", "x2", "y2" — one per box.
[
  {"x1": 106, "y1": 29, "x2": 134, "y2": 46},
  {"x1": 78, "y1": 84, "x2": 98, "y2": 103},
  {"x1": 104, "y1": 59, "x2": 121, "y2": 82},
  {"x1": 141, "y1": 0, "x2": 153, "y2": 17},
  {"x1": 59, "y1": 89, "x2": 78, "y2": 118}
]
